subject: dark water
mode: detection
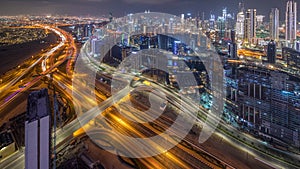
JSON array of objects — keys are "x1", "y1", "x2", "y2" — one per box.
[{"x1": 0, "y1": 33, "x2": 58, "y2": 75}]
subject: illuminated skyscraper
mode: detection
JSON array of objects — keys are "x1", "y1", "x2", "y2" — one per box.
[
  {"x1": 285, "y1": 1, "x2": 297, "y2": 43},
  {"x1": 223, "y1": 8, "x2": 227, "y2": 21},
  {"x1": 270, "y1": 8, "x2": 280, "y2": 42},
  {"x1": 84, "y1": 24, "x2": 93, "y2": 38},
  {"x1": 209, "y1": 14, "x2": 215, "y2": 30},
  {"x1": 217, "y1": 16, "x2": 226, "y2": 40},
  {"x1": 236, "y1": 12, "x2": 245, "y2": 40},
  {"x1": 244, "y1": 9, "x2": 257, "y2": 44}
]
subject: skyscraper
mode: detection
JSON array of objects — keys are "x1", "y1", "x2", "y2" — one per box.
[
  {"x1": 217, "y1": 16, "x2": 226, "y2": 40},
  {"x1": 25, "y1": 89, "x2": 51, "y2": 169},
  {"x1": 270, "y1": 8, "x2": 280, "y2": 42},
  {"x1": 285, "y1": 1, "x2": 297, "y2": 43},
  {"x1": 267, "y1": 40, "x2": 276, "y2": 64},
  {"x1": 236, "y1": 12, "x2": 245, "y2": 40},
  {"x1": 223, "y1": 8, "x2": 227, "y2": 21},
  {"x1": 244, "y1": 9, "x2": 257, "y2": 44},
  {"x1": 84, "y1": 24, "x2": 93, "y2": 38},
  {"x1": 229, "y1": 30, "x2": 237, "y2": 59},
  {"x1": 209, "y1": 14, "x2": 215, "y2": 30}
]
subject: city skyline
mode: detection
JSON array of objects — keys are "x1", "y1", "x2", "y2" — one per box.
[
  {"x1": 0, "y1": 0, "x2": 299, "y2": 20},
  {"x1": 1, "y1": 1, "x2": 300, "y2": 169}
]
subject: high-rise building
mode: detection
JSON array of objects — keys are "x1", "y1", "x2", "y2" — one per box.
[
  {"x1": 25, "y1": 89, "x2": 51, "y2": 169},
  {"x1": 229, "y1": 30, "x2": 237, "y2": 59},
  {"x1": 285, "y1": 1, "x2": 297, "y2": 43},
  {"x1": 217, "y1": 16, "x2": 226, "y2": 40},
  {"x1": 234, "y1": 66, "x2": 300, "y2": 148},
  {"x1": 236, "y1": 12, "x2": 245, "y2": 40},
  {"x1": 90, "y1": 38, "x2": 102, "y2": 56},
  {"x1": 267, "y1": 40, "x2": 276, "y2": 64},
  {"x1": 244, "y1": 9, "x2": 257, "y2": 44},
  {"x1": 209, "y1": 14, "x2": 215, "y2": 30},
  {"x1": 84, "y1": 24, "x2": 93, "y2": 38},
  {"x1": 109, "y1": 12, "x2": 113, "y2": 22},
  {"x1": 270, "y1": 8, "x2": 280, "y2": 42},
  {"x1": 229, "y1": 43, "x2": 237, "y2": 59},
  {"x1": 283, "y1": 47, "x2": 300, "y2": 70},
  {"x1": 223, "y1": 8, "x2": 227, "y2": 21}
]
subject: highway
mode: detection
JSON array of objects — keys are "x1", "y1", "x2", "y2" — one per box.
[
  {"x1": 68, "y1": 30, "x2": 300, "y2": 168},
  {"x1": 1, "y1": 18, "x2": 300, "y2": 169},
  {"x1": 78, "y1": 34, "x2": 300, "y2": 168},
  {"x1": 0, "y1": 24, "x2": 77, "y2": 168},
  {"x1": 0, "y1": 25, "x2": 71, "y2": 111}
]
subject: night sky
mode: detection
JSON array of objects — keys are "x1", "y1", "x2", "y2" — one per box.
[{"x1": 0, "y1": 0, "x2": 299, "y2": 21}]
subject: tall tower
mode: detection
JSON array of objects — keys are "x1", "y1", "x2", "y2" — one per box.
[
  {"x1": 244, "y1": 9, "x2": 257, "y2": 44},
  {"x1": 270, "y1": 8, "x2": 280, "y2": 42},
  {"x1": 229, "y1": 30, "x2": 237, "y2": 59},
  {"x1": 236, "y1": 12, "x2": 245, "y2": 40},
  {"x1": 267, "y1": 40, "x2": 276, "y2": 64},
  {"x1": 285, "y1": 1, "x2": 297, "y2": 44},
  {"x1": 223, "y1": 8, "x2": 227, "y2": 21},
  {"x1": 25, "y1": 89, "x2": 51, "y2": 169}
]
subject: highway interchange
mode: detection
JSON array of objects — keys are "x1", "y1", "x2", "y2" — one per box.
[{"x1": 0, "y1": 21, "x2": 300, "y2": 169}]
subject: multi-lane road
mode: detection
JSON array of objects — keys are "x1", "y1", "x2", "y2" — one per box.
[
  {"x1": 0, "y1": 24, "x2": 77, "y2": 168},
  {"x1": 1, "y1": 23, "x2": 300, "y2": 169}
]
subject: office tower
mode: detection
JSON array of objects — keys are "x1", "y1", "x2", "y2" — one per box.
[
  {"x1": 285, "y1": 1, "x2": 297, "y2": 43},
  {"x1": 223, "y1": 8, "x2": 227, "y2": 21},
  {"x1": 229, "y1": 43, "x2": 237, "y2": 59},
  {"x1": 236, "y1": 67, "x2": 300, "y2": 147},
  {"x1": 91, "y1": 38, "x2": 102, "y2": 56},
  {"x1": 217, "y1": 16, "x2": 226, "y2": 40},
  {"x1": 244, "y1": 9, "x2": 257, "y2": 44},
  {"x1": 270, "y1": 8, "x2": 280, "y2": 42},
  {"x1": 109, "y1": 12, "x2": 113, "y2": 22},
  {"x1": 25, "y1": 89, "x2": 51, "y2": 169},
  {"x1": 209, "y1": 14, "x2": 215, "y2": 30},
  {"x1": 236, "y1": 11, "x2": 245, "y2": 40},
  {"x1": 229, "y1": 30, "x2": 237, "y2": 59},
  {"x1": 267, "y1": 40, "x2": 276, "y2": 64},
  {"x1": 84, "y1": 24, "x2": 93, "y2": 38},
  {"x1": 181, "y1": 14, "x2": 185, "y2": 30}
]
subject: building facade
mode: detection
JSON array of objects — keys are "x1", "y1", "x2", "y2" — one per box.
[
  {"x1": 285, "y1": 1, "x2": 297, "y2": 44},
  {"x1": 244, "y1": 9, "x2": 257, "y2": 44},
  {"x1": 283, "y1": 47, "x2": 300, "y2": 71},
  {"x1": 270, "y1": 8, "x2": 280, "y2": 42},
  {"x1": 236, "y1": 12, "x2": 245, "y2": 41},
  {"x1": 226, "y1": 65, "x2": 300, "y2": 148}
]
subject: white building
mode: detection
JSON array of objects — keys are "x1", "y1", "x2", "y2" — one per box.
[
  {"x1": 236, "y1": 12, "x2": 245, "y2": 40},
  {"x1": 285, "y1": 1, "x2": 297, "y2": 44},
  {"x1": 270, "y1": 8, "x2": 280, "y2": 42},
  {"x1": 244, "y1": 9, "x2": 257, "y2": 44}
]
